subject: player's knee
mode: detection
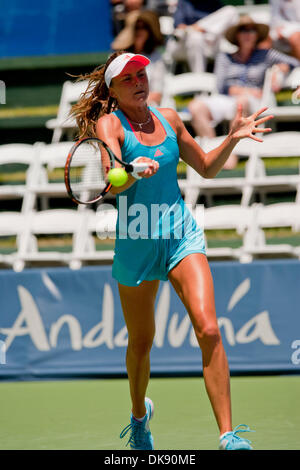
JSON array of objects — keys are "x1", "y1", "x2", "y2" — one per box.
[
  {"x1": 188, "y1": 99, "x2": 208, "y2": 116},
  {"x1": 188, "y1": 99, "x2": 212, "y2": 121},
  {"x1": 194, "y1": 322, "x2": 221, "y2": 349},
  {"x1": 128, "y1": 334, "x2": 154, "y2": 357},
  {"x1": 289, "y1": 31, "x2": 300, "y2": 47}
]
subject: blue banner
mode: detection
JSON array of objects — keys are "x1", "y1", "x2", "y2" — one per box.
[
  {"x1": 0, "y1": 261, "x2": 300, "y2": 380},
  {"x1": 0, "y1": 0, "x2": 113, "y2": 58}
]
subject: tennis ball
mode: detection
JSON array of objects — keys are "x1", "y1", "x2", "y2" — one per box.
[{"x1": 108, "y1": 168, "x2": 128, "y2": 187}]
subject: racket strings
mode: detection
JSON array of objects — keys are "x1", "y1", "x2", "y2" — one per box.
[{"x1": 69, "y1": 142, "x2": 112, "y2": 203}]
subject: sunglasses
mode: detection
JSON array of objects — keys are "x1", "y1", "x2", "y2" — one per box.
[
  {"x1": 135, "y1": 22, "x2": 150, "y2": 31},
  {"x1": 238, "y1": 26, "x2": 257, "y2": 33}
]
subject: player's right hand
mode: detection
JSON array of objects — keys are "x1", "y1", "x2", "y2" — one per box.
[{"x1": 135, "y1": 157, "x2": 159, "y2": 178}]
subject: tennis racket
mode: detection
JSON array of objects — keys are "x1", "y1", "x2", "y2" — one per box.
[{"x1": 64, "y1": 137, "x2": 149, "y2": 204}]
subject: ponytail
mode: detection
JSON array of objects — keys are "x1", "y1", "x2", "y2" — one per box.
[{"x1": 70, "y1": 51, "x2": 125, "y2": 139}]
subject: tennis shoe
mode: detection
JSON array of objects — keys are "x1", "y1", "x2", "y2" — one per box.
[
  {"x1": 219, "y1": 424, "x2": 254, "y2": 450},
  {"x1": 120, "y1": 397, "x2": 154, "y2": 450}
]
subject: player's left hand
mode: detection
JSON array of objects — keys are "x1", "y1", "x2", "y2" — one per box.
[{"x1": 229, "y1": 104, "x2": 273, "y2": 143}]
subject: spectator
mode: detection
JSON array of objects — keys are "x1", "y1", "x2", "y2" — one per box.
[
  {"x1": 164, "y1": 0, "x2": 239, "y2": 73},
  {"x1": 188, "y1": 15, "x2": 300, "y2": 169},
  {"x1": 269, "y1": 0, "x2": 300, "y2": 60},
  {"x1": 111, "y1": 0, "x2": 144, "y2": 36},
  {"x1": 111, "y1": 10, "x2": 166, "y2": 106}
]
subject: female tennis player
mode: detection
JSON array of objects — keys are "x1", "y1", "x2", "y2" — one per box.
[{"x1": 71, "y1": 51, "x2": 273, "y2": 450}]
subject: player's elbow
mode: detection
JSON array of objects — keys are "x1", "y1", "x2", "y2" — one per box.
[
  {"x1": 198, "y1": 161, "x2": 215, "y2": 179},
  {"x1": 201, "y1": 155, "x2": 222, "y2": 178},
  {"x1": 203, "y1": 167, "x2": 217, "y2": 179}
]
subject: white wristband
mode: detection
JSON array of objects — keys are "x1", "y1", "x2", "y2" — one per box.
[
  {"x1": 131, "y1": 170, "x2": 142, "y2": 180},
  {"x1": 131, "y1": 158, "x2": 145, "y2": 180}
]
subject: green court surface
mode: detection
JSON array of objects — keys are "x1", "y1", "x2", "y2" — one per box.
[{"x1": 0, "y1": 375, "x2": 299, "y2": 450}]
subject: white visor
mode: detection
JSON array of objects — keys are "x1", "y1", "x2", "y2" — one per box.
[{"x1": 104, "y1": 53, "x2": 150, "y2": 88}]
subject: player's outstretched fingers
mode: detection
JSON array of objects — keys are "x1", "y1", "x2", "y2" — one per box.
[
  {"x1": 252, "y1": 127, "x2": 272, "y2": 134},
  {"x1": 252, "y1": 106, "x2": 269, "y2": 119},
  {"x1": 255, "y1": 114, "x2": 274, "y2": 126},
  {"x1": 236, "y1": 102, "x2": 243, "y2": 119}
]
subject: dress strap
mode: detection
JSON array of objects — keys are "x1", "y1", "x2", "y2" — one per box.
[
  {"x1": 112, "y1": 109, "x2": 132, "y2": 131},
  {"x1": 149, "y1": 106, "x2": 177, "y2": 139}
]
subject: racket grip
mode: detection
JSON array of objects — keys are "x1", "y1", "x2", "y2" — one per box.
[
  {"x1": 129, "y1": 160, "x2": 149, "y2": 180},
  {"x1": 131, "y1": 162, "x2": 149, "y2": 171}
]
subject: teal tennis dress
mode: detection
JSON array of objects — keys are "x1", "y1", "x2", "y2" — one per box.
[{"x1": 111, "y1": 106, "x2": 206, "y2": 286}]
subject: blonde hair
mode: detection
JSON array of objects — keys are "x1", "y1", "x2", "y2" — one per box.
[{"x1": 70, "y1": 51, "x2": 125, "y2": 139}]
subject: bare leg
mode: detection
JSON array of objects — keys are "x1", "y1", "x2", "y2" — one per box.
[
  {"x1": 118, "y1": 279, "x2": 160, "y2": 419},
  {"x1": 188, "y1": 98, "x2": 237, "y2": 169},
  {"x1": 188, "y1": 99, "x2": 216, "y2": 138},
  {"x1": 168, "y1": 253, "x2": 232, "y2": 435},
  {"x1": 289, "y1": 32, "x2": 300, "y2": 60}
]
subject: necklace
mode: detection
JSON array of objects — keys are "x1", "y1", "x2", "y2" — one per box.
[{"x1": 128, "y1": 112, "x2": 152, "y2": 129}]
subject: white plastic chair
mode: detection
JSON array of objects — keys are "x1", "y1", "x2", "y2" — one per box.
[
  {"x1": 160, "y1": 72, "x2": 217, "y2": 123},
  {"x1": 0, "y1": 143, "x2": 44, "y2": 216},
  {"x1": 194, "y1": 204, "x2": 253, "y2": 261},
  {"x1": 14, "y1": 209, "x2": 86, "y2": 271},
  {"x1": 261, "y1": 66, "x2": 300, "y2": 125},
  {"x1": 241, "y1": 131, "x2": 300, "y2": 206},
  {"x1": 45, "y1": 80, "x2": 89, "y2": 143},
  {"x1": 71, "y1": 209, "x2": 116, "y2": 267},
  {"x1": 243, "y1": 202, "x2": 300, "y2": 260},
  {"x1": 0, "y1": 144, "x2": 36, "y2": 201},
  {"x1": 0, "y1": 212, "x2": 26, "y2": 268},
  {"x1": 180, "y1": 136, "x2": 252, "y2": 207},
  {"x1": 29, "y1": 142, "x2": 73, "y2": 204}
]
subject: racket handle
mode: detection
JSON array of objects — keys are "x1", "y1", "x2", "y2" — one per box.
[
  {"x1": 128, "y1": 160, "x2": 149, "y2": 180},
  {"x1": 131, "y1": 162, "x2": 149, "y2": 171}
]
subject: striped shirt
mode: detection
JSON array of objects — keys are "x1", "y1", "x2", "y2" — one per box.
[{"x1": 214, "y1": 48, "x2": 300, "y2": 95}]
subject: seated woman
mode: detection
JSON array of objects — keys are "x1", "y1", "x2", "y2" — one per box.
[
  {"x1": 188, "y1": 15, "x2": 300, "y2": 169},
  {"x1": 111, "y1": 9, "x2": 166, "y2": 106}
]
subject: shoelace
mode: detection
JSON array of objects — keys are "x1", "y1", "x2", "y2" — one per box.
[
  {"x1": 120, "y1": 421, "x2": 146, "y2": 449},
  {"x1": 227, "y1": 424, "x2": 255, "y2": 445}
]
